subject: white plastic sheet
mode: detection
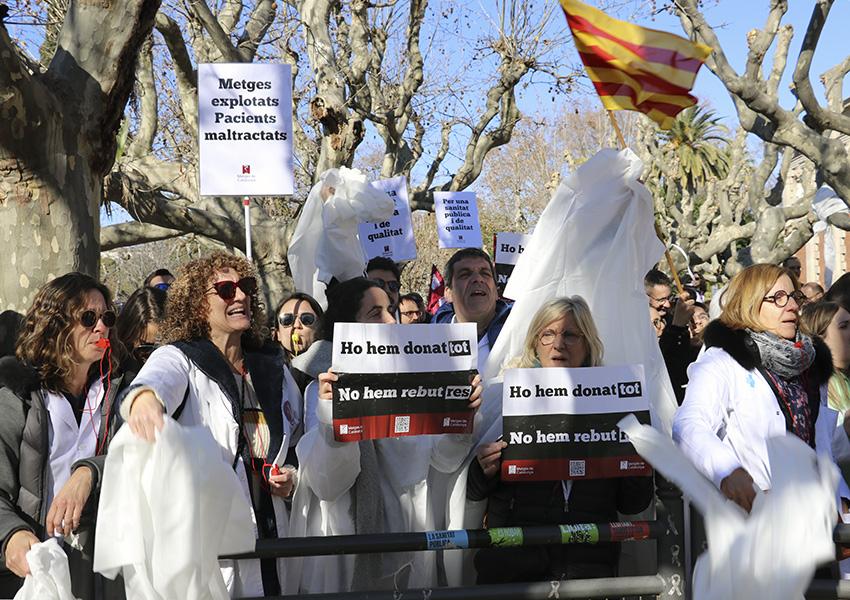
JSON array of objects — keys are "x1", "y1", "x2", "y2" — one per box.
[
  {"x1": 620, "y1": 414, "x2": 838, "y2": 600},
  {"x1": 94, "y1": 420, "x2": 255, "y2": 600},
  {"x1": 288, "y1": 167, "x2": 395, "y2": 307},
  {"x1": 14, "y1": 538, "x2": 76, "y2": 600},
  {"x1": 484, "y1": 148, "x2": 678, "y2": 435}
]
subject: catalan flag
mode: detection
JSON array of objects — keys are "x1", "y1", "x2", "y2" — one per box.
[{"x1": 560, "y1": 0, "x2": 711, "y2": 129}]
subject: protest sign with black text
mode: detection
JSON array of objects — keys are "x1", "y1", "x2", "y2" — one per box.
[
  {"x1": 501, "y1": 365, "x2": 651, "y2": 481},
  {"x1": 358, "y1": 176, "x2": 417, "y2": 261},
  {"x1": 434, "y1": 191, "x2": 483, "y2": 249},
  {"x1": 331, "y1": 323, "x2": 477, "y2": 441},
  {"x1": 493, "y1": 232, "x2": 530, "y2": 297},
  {"x1": 198, "y1": 63, "x2": 293, "y2": 196}
]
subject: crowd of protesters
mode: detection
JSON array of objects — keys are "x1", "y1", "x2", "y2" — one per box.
[{"x1": 2, "y1": 242, "x2": 850, "y2": 598}]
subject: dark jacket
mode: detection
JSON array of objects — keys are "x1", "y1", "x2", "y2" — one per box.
[
  {"x1": 659, "y1": 324, "x2": 700, "y2": 405},
  {"x1": 0, "y1": 357, "x2": 127, "y2": 598},
  {"x1": 467, "y1": 454, "x2": 653, "y2": 583},
  {"x1": 433, "y1": 299, "x2": 512, "y2": 348}
]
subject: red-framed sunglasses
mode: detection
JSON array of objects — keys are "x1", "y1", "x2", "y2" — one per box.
[{"x1": 206, "y1": 277, "x2": 258, "y2": 301}]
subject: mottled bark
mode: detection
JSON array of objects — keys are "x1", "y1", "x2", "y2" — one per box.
[{"x1": 0, "y1": 0, "x2": 161, "y2": 310}]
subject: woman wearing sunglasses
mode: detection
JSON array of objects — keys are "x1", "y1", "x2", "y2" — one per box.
[
  {"x1": 121, "y1": 251, "x2": 303, "y2": 597},
  {"x1": 0, "y1": 272, "x2": 127, "y2": 598},
  {"x1": 272, "y1": 292, "x2": 323, "y2": 362},
  {"x1": 674, "y1": 264, "x2": 850, "y2": 514},
  {"x1": 115, "y1": 286, "x2": 167, "y2": 373}
]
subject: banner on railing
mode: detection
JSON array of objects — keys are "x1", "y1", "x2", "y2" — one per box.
[
  {"x1": 331, "y1": 323, "x2": 477, "y2": 441},
  {"x1": 501, "y1": 365, "x2": 651, "y2": 481}
]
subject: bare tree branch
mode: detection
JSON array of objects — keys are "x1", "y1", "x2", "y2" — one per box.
[
  {"x1": 791, "y1": 0, "x2": 850, "y2": 135},
  {"x1": 101, "y1": 221, "x2": 183, "y2": 250},
  {"x1": 129, "y1": 38, "x2": 157, "y2": 157},
  {"x1": 236, "y1": 0, "x2": 277, "y2": 61},
  {"x1": 155, "y1": 12, "x2": 198, "y2": 129},
  {"x1": 189, "y1": 0, "x2": 242, "y2": 62}
]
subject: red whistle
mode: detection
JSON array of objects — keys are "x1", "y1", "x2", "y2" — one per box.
[
  {"x1": 271, "y1": 464, "x2": 281, "y2": 476},
  {"x1": 95, "y1": 338, "x2": 111, "y2": 349}
]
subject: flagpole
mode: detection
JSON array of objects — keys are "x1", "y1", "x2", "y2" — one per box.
[
  {"x1": 606, "y1": 110, "x2": 627, "y2": 149},
  {"x1": 606, "y1": 109, "x2": 685, "y2": 295}
]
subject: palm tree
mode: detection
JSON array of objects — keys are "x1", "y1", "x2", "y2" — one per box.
[{"x1": 659, "y1": 105, "x2": 731, "y2": 194}]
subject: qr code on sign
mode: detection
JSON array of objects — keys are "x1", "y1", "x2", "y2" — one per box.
[
  {"x1": 394, "y1": 416, "x2": 411, "y2": 434},
  {"x1": 569, "y1": 460, "x2": 586, "y2": 477}
]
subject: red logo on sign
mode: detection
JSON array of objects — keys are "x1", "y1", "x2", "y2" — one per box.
[{"x1": 242, "y1": 165, "x2": 251, "y2": 174}]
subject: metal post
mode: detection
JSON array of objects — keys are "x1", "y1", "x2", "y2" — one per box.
[
  {"x1": 243, "y1": 196, "x2": 252, "y2": 260},
  {"x1": 655, "y1": 474, "x2": 686, "y2": 600}
]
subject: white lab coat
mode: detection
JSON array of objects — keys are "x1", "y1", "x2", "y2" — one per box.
[
  {"x1": 119, "y1": 345, "x2": 303, "y2": 597},
  {"x1": 285, "y1": 396, "x2": 474, "y2": 593},
  {"x1": 674, "y1": 346, "x2": 850, "y2": 501},
  {"x1": 287, "y1": 167, "x2": 395, "y2": 307}
]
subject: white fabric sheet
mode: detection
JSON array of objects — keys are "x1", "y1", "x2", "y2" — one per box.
[
  {"x1": 94, "y1": 420, "x2": 255, "y2": 600},
  {"x1": 620, "y1": 414, "x2": 838, "y2": 600},
  {"x1": 287, "y1": 167, "x2": 395, "y2": 307},
  {"x1": 484, "y1": 148, "x2": 678, "y2": 435},
  {"x1": 14, "y1": 539, "x2": 75, "y2": 600}
]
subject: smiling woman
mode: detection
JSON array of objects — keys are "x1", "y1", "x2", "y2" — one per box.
[{"x1": 118, "y1": 251, "x2": 303, "y2": 597}]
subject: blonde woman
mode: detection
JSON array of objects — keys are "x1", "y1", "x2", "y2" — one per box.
[
  {"x1": 674, "y1": 264, "x2": 846, "y2": 513},
  {"x1": 468, "y1": 296, "x2": 653, "y2": 583}
]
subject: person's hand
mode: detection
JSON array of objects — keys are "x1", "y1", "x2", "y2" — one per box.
[
  {"x1": 476, "y1": 440, "x2": 507, "y2": 478},
  {"x1": 318, "y1": 370, "x2": 338, "y2": 401},
  {"x1": 46, "y1": 466, "x2": 93, "y2": 537},
  {"x1": 268, "y1": 465, "x2": 296, "y2": 498},
  {"x1": 127, "y1": 390, "x2": 165, "y2": 442},
  {"x1": 4, "y1": 529, "x2": 39, "y2": 577},
  {"x1": 468, "y1": 373, "x2": 483, "y2": 411},
  {"x1": 671, "y1": 291, "x2": 696, "y2": 327},
  {"x1": 720, "y1": 467, "x2": 756, "y2": 513}
]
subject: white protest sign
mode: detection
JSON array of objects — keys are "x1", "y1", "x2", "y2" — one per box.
[
  {"x1": 331, "y1": 323, "x2": 477, "y2": 441},
  {"x1": 501, "y1": 365, "x2": 651, "y2": 481},
  {"x1": 493, "y1": 232, "x2": 531, "y2": 295},
  {"x1": 198, "y1": 63, "x2": 293, "y2": 196},
  {"x1": 434, "y1": 191, "x2": 483, "y2": 249},
  {"x1": 358, "y1": 176, "x2": 417, "y2": 261}
]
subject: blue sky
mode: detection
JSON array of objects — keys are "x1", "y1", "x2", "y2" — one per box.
[{"x1": 628, "y1": 2, "x2": 850, "y2": 124}]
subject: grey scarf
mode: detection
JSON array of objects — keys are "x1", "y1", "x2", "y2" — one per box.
[
  {"x1": 351, "y1": 440, "x2": 384, "y2": 591},
  {"x1": 747, "y1": 329, "x2": 815, "y2": 380}
]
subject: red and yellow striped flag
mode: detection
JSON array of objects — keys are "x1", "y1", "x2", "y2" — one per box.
[{"x1": 560, "y1": 0, "x2": 711, "y2": 129}]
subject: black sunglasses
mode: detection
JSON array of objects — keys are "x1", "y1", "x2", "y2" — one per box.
[
  {"x1": 133, "y1": 343, "x2": 159, "y2": 364},
  {"x1": 278, "y1": 313, "x2": 317, "y2": 327},
  {"x1": 206, "y1": 277, "x2": 258, "y2": 301},
  {"x1": 80, "y1": 310, "x2": 116, "y2": 329},
  {"x1": 371, "y1": 278, "x2": 401, "y2": 293}
]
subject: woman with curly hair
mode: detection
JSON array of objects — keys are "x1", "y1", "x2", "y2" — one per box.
[
  {"x1": 0, "y1": 272, "x2": 127, "y2": 598},
  {"x1": 120, "y1": 251, "x2": 302, "y2": 597}
]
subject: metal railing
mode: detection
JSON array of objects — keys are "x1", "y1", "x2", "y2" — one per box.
[{"x1": 227, "y1": 476, "x2": 850, "y2": 599}]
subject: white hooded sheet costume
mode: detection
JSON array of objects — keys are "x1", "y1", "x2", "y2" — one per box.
[{"x1": 287, "y1": 167, "x2": 395, "y2": 308}]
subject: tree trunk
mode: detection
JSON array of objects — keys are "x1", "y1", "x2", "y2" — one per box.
[{"x1": 0, "y1": 0, "x2": 161, "y2": 310}]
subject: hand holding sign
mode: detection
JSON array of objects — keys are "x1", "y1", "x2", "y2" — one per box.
[{"x1": 476, "y1": 439, "x2": 508, "y2": 479}]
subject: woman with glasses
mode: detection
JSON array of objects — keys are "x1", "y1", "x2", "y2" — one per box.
[
  {"x1": 115, "y1": 286, "x2": 167, "y2": 373},
  {"x1": 466, "y1": 296, "x2": 653, "y2": 584},
  {"x1": 674, "y1": 264, "x2": 847, "y2": 513},
  {"x1": 272, "y1": 292, "x2": 323, "y2": 362},
  {"x1": 0, "y1": 272, "x2": 127, "y2": 598},
  {"x1": 121, "y1": 251, "x2": 302, "y2": 597}
]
